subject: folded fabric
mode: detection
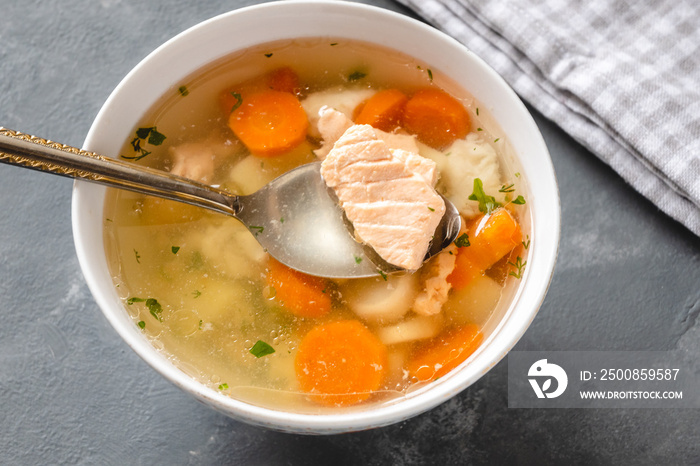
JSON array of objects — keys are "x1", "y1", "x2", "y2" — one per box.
[{"x1": 396, "y1": 0, "x2": 700, "y2": 236}]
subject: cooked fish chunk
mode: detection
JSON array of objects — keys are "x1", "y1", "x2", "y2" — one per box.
[
  {"x1": 169, "y1": 142, "x2": 216, "y2": 184},
  {"x1": 412, "y1": 243, "x2": 457, "y2": 316},
  {"x1": 320, "y1": 124, "x2": 445, "y2": 270},
  {"x1": 417, "y1": 134, "x2": 504, "y2": 219}
]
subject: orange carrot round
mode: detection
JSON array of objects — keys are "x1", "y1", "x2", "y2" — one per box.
[
  {"x1": 228, "y1": 90, "x2": 309, "y2": 157},
  {"x1": 402, "y1": 88, "x2": 470, "y2": 149},
  {"x1": 407, "y1": 324, "x2": 483, "y2": 382},
  {"x1": 266, "y1": 258, "x2": 331, "y2": 318},
  {"x1": 266, "y1": 67, "x2": 301, "y2": 95},
  {"x1": 354, "y1": 88, "x2": 408, "y2": 131},
  {"x1": 295, "y1": 320, "x2": 387, "y2": 406}
]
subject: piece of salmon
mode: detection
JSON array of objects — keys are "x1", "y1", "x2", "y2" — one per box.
[{"x1": 320, "y1": 124, "x2": 446, "y2": 271}]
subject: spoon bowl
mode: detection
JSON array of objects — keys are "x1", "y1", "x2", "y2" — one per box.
[{"x1": 0, "y1": 128, "x2": 460, "y2": 278}]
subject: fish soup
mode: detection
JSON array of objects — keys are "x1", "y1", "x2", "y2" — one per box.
[{"x1": 103, "y1": 38, "x2": 530, "y2": 412}]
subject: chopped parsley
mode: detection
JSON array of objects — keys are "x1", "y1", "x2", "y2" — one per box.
[
  {"x1": 171, "y1": 246, "x2": 180, "y2": 254},
  {"x1": 330, "y1": 42, "x2": 338, "y2": 46},
  {"x1": 427, "y1": 69, "x2": 433, "y2": 81},
  {"x1": 122, "y1": 126, "x2": 167, "y2": 161},
  {"x1": 127, "y1": 297, "x2": 163, "y2": 322},
  {"x1": 512, "y1": 195, "x2": 526, "y2": 205},
  {"x1": 133, "y1": 249, "x2": 141, "y2": 264},
  {"x1": 354, "y1": 255, "x2": 363, "y2": 264},
  {"x1": 508, "y1": 256, "x2": 527, "y2": 279},
  {"x1": 522, "y1": 235, "x2": 531, "y2": 249},
  {"x1": 178, "y1": 85, "x2": 189, "y2": 97},
  {"x1": 499, "y1": 183, "x2": 515, "y2": 193},
  {"x1": 137, "y1": 321, "x2": 146, "y2": 329},
  {"x1": 476, "y1": 107, "x2": 479, "y2": 116},
  {"x1": 428, "y1": 206, "x2": 435, "y2": 212},
  {"x1": 229, "y1": 92, "x2": 243, "y2": 113},
  {"x1": 250, "y1": 340, "x2": 275, "y2": 358},
  {"x1": 494, "y1": 138, "x2": 500, "y2": 143},
  {"x1": 250, "y1": 225, "x2": 264, "y2": 236},
  {"x1": 468, "y1": 178, "x2": 502, "y2": 214},
  {"x1": 378, "y1": 270, "x2": 388, "y2": 281},
  {"x1": 454, "y1": 233, "x2": 470, "y2": 248},
  {"x1": 219, "y1": 383, "x2": 229, "y2": 390},
  {"x1": 264, "y1": 52, "x2": 273, "y2": 58},
  {"x1": 348, "y1": 70, "x2": 367, "y2": 82},
  {"x1": 192, "y1": 290, "x2": 202, "y2": 299}
]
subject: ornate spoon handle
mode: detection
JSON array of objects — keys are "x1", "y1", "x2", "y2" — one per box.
[{"x1": 0, "y1": 127, "x2": 238, "y2": 216}]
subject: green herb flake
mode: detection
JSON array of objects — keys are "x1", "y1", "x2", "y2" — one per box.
[
  {"x1": 145, "y1": 298, "x2": 163, "y2": 322},
  {"x1": 229, "y1": 92, "x2": 243, "y2": 113},
  {"x1": 348, "y1": 70, "x2": 367, "y2": 82},
  {"x1": 428, "y1": 206, "x2": 435, "y2": 212},
  {"x1": 454, "y1": 233, "x2": 471, "y2": 248},
  {"x1": 499, "y1": 183, "x2": 515, "y2": 193},
  {"x1": 477, "y1": 127, "x2": 483, "y2": 131},
  {"x1": 178, "y1": 85, "x2": 189, "y2": 97},
  {"x1": 122, "y1": 126, "x2": 167, "y2": 161},
  {"x1": 508, "y1": 256, "x2": 527, "y2": 279},
  {"x1": 378, "y1": 270, "x2": 388, "y2": 281},
  {"x1": 148, "y1": 129, "x2": 166, "y2": 146},
  {"x1": 250, "y1": 225, "x2": 264, "y2": 236},
  {"x1": 476, "y1": 107, "x2": 479, "y2": 116},
  {"x1": 192, "y1": 290, "x2": 202, "y2": 299},
  {"x1": 330, "y1": 42, "x2": 338, "y2": 46},
  {"x1": 219, "y1": 383, "x2": 229, "y2": 390},
  {"x1": 264, "y1": 52, "x2": 273, "y2": 58},
  {"x1": 515, "y1": 172, "x2": 521, "y2": 178},
  {"x1": 133, "y1": 249, "x2": 141, "y2": 264},
  {"x1": 512, "y1": 195, "x2": 526, "y2": 205},
  {"x1": 135, "y1": 127, "x2": 152, "y2": 139},
  {"x1": 354, "y1": 255, "x2": 363, "y2": 264},
  {"x1": 105, "y1": 218, "x2": 113, "y2": 222},
  {"x1": 494, "y1": 138, "x2": 500, "y2": 143},
  {"x1": 522, "y1": 235, "x2": 531, "y2": 250},
  {"x1": 280, "y1": 217, "x2": 284, "y2": 223},
  {"x1": 468, "y1": 178, "x2": 502, "y2": 214},
  {"x1": 127, "y1": 297, "x2": 163, "y2": 322},
  {"x1": 250, "y1": 340, "x2": 275, "y2": 358},
  {"x1": 137, "y1": 321, "x2": 146, "y2": 329},
  {"x1": 171, "y1": 246, "x2": 180, "y2": 254},
  {"x1": 198, "y1": 319, "x2": 203, "y2": 330},
  {"x1": 427, "y1": 69, "x2": 433, "y2": 81}
]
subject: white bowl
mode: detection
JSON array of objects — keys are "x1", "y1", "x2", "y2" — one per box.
[{"x1": 72, "y1": 0, "x2": 559, "y2": 434}]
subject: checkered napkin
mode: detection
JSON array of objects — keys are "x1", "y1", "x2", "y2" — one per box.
[{"x1": 396, "y1": 0, "x2": 700, "y2": 236}]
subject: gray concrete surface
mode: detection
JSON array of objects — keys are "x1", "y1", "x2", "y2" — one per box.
[{"x1": 1, "y1": 1, "x2": 698, "y2": 464}]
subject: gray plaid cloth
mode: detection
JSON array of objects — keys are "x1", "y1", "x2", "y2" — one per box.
[{"x1": 396, "y1": 0, "x2": 700, "y2": 236}]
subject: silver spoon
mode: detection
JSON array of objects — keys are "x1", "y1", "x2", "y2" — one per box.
[{"x1": 0, "y1": 127, "x2": 461, "y2": 278}]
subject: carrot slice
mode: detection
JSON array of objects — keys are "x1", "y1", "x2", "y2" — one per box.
[
  {"x1": 407, "y1": 324, "x2": 483, "y2": 382},
  {"x1": 354, "y1": 89, "x2": 408, "y2": 131},
  {"x1": 266, "y1": 258, "x2": 331, "y2": 318},
  {"x1": 228, "y1": 90, "x2": 309, "y2": 157},
  {"x1": 266, "y1": 67, "x2": 301, "y2": 95},
  {"x1": 295, "y1": 320, "x2": 388, "y2": 406},
  {"x1": 402, "y1": 88, "x2": 470, "y2": 149},
  {"x1": 448, "y1": 208, "x2": 522, "y2": 290}
]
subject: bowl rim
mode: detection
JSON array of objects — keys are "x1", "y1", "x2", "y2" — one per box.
[{"x1": 72, "y1": 0, "x2": 560, "y2": 433}]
